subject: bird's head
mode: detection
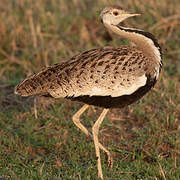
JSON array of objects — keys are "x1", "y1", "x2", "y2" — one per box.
[{"x1": 100, "y1": 6, "x2": 140, "y2": 26}]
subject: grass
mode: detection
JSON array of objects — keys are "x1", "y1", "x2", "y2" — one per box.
[{"x1": 0, "y1": 0, "x2": 180, "y2": 179}]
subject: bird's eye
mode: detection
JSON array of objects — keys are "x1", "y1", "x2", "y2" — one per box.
[{"x1": 113, "y1": 11, "x2": 119, "y2": 16}]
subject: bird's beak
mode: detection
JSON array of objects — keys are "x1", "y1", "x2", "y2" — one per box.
[{"x1": 125, "y1": 13, "x2": 141, "y2": 18}]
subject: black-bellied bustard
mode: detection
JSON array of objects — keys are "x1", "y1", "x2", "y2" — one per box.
[{"x1": 15, "y1": 6, "x2": 162, "y2": 179}]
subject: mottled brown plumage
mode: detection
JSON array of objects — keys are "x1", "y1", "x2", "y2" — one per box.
[
  {"x1": 14, "y1": 6, "x2": 162, "y2": 180},
  {"x1": 15, "y1": 46, "x2": 157, "y2": 105}
]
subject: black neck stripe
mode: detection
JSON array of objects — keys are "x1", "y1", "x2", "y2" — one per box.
[{"x1": 116, "y1": 25, "x2": 162, "y2": 57}]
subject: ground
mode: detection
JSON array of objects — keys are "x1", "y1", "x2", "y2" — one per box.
[{"x1": 0, "y1": 0, "x2": 179, "y2": 179}]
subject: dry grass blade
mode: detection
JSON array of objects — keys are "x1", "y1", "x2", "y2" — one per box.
[
  {"x1": 150, "y1": 15, "x2": 180, "y2": 31},
  {"x1": 39, "y1": 162, "x2": 45, "y2": 176},
  {"x1": 158, "y1": 162, "x2": 167, "y2": 180},
  {"x1": 27, "y1": 10, "x2": 37, "y2": 49},
  {"x1": 34, "y1": 97, "x2": 38, "y2": 119}
]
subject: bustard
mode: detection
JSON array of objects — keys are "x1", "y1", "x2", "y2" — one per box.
[{"x1": 15, "y1": 6, "x2": 162, "y2": 179}]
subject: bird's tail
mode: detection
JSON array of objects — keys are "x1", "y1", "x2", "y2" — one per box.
[
  {"x1": 14, "y1": 73, "x2": 47, "y2": 97},
  {"x1": 14, "y1": 65, "x2": 59, "y2": 97}
]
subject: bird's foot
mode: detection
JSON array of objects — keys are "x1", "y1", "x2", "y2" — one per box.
[
  {"x1": 107, "y1": 154, "x2": 113, "y2": 169},
  {"x1": 97, "y1": 142, "x2": 113, "y2": 169}
]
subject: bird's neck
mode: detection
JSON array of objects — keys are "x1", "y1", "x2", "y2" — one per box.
[{"x1": 104, "y1": 23, "x2": 162, "y2": 77}]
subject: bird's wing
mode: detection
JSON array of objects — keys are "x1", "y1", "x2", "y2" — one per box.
[
  {"x1": 72, "y1": 74, "x2": 147, "y2": 97},
  {"x1": 48, "y1": 46, "x2": 148, "y2": 98}
]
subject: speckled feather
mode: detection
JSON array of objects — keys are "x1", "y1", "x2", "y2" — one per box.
[{"x1": 15, "y1": 45, "x2": 157, "y2": 108}]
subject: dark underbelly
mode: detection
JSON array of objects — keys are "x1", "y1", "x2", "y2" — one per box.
[{"x1": 67, "y1": 77, "x2": 156, "y2": 108}]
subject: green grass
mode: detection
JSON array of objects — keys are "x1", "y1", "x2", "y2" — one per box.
[{"x1": 0, "y1": 0, "x2": 180, "y2": 179}]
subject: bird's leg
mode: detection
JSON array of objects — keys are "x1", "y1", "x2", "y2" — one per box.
[
  {"x1": 92, "y1": 108, "x2": 109, "y2": 180},
  {"x1": 72, "y1": 105, "x2": 113, "y2": 168},
  {"x1": 72, "y1": 104, "x2": 90, "y2": 136}
]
